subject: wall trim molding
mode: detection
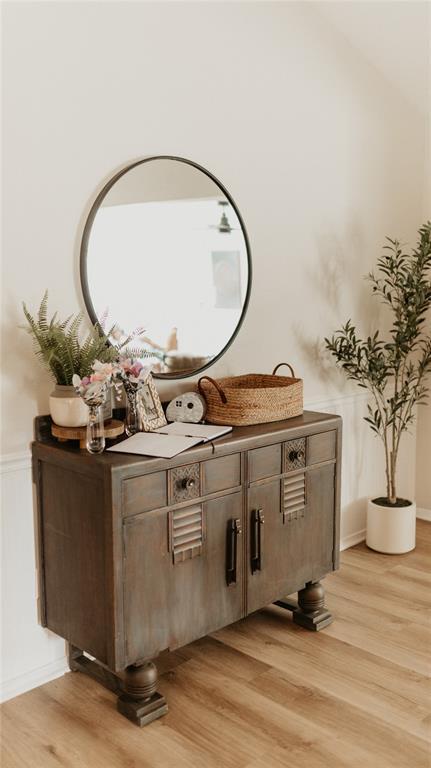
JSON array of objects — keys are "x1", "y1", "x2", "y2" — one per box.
[
  {"x1": 1, "y1": 657, "x2": 68, "y2": 703},
  {"x1": 339, "y1": 510, "x2": 431, "y2": 553},
  {"x1": 340, "y1": 528, "x2": 366, "y2": 551},
  {"x1": 0, "y1": 451, "x2": 32, "y2": 474},
  {"x1": 304, "y1": 391, "x2": 368, "y2": 411},
  {"x1": 0, "y1": 391, "x2": 369, "y2": 474}
]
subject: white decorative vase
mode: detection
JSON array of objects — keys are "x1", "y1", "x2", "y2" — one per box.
[
  {"x1": 366, "y1": 497, "x2": 416, "y2": 554},
  {"x1": 49, "y1": 385, "x2": 89, "y2": 427}
]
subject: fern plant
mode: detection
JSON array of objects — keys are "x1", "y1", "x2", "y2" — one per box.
[
  {"x1": 23, "y1": 292, "x2": 148, "y2": 385},
  {"x1": 325, "y1": 222, "x2": 431, "y2": 506}
]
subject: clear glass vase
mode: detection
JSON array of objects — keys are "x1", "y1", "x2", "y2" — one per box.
[
  {"x1": 86, "y1": 404, "x2": 105, "y2": 454},
  {"x1": 125, "y1": 389, "x2": 140, "y2": 436}
]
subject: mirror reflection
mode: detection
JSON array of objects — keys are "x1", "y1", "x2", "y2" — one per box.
[{"x1": 82, "y1": 157, "x2": 250, "y2": 377}]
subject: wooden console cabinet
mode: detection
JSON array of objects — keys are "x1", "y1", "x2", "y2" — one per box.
[{"x1": 33, "y1": 410, "x2": 341, "y2": 726}]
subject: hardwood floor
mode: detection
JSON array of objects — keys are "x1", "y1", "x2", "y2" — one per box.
[{"x1": 2, "y1": 520, "x2": 430, "y2": 768}]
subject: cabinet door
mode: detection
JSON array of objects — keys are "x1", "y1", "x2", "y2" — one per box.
[
  {"x1": 307, "y1": 463, "x2": 335, "y2": 581},
  {"x1": 247, "y1": 465, "x2": 335, "y2": 612},
  {"x1": 123, "y1": 492, "x2": 244, "y2": 664},
  {"x1": 247, "y1": 479, "x2": 311, "y2": 613}
]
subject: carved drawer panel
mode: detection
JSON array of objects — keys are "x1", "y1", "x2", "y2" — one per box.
[
  {"x1": 284, "y1": 438, "x2": 306, "y2": 472},
  {"x1": 283, "y1": 471, "x2": 306, "y2": 522},
  {"x1": 169, "y1": 504, "x2": 204, "y2": 564},
  {"x1": 168, "y1": 463, "x2": 201, "y2": 504}
]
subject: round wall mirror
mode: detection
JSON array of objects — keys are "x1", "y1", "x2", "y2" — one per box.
[{"x1": 80, "y1": 156, "x2": 251, "y2": 378}]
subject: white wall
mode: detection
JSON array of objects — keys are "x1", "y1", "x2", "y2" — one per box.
[
  {"x1": 1, "y1": 1, "x2": 429, "y2": 699},
  {"x1": 416, "y1": 405, "x2": 431, "y2": 514},
  {"x1": 416, "y1": 12, "x2": 431, "y2": 515}
]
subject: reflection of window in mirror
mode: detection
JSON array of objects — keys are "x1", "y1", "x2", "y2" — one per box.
[{"x1": 212, "y1": 252, "x2": 242, "y2": 309}]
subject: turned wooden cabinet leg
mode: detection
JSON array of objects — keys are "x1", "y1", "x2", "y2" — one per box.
[
  {"x1": 293, "y1": 580, "x2": 333, "y2": 631},
  {"x1": 117, "y1": 662, "x2": 168, "y2": 727}
]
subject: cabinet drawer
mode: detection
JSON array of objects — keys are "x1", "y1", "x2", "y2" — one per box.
[
  {"x1": 202, "y1": 454, "x2": 241, "y2": 495},
  {"x1": 123, "y1": 471, "x2": 167, "y2": 518},
  {"x1": 248, "y1": 444, "x2": 281, "y2": 482},
  {"x1": 307, "y1": 431, "x2": 336, "y2": 465}
]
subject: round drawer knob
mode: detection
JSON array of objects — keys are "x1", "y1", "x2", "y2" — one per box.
[
  {"x1": 182, "y1": 477, "x2": 195, "y2": 490},
  {"x1": 289, "y1": 449, "x2": 304, "y2": 463}
]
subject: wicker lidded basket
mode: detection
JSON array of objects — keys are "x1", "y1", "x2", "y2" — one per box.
[{"x1": 197, "y1": 363, "x2": 303, "y2": 427}]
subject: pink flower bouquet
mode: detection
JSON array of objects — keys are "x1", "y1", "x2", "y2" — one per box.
[
  {"x1": 116, "y1": 357, "x2": 152, "y2": 387},
  {"x1": 72, "y1": 360, "x2": 116, "y2": 406},
  {"x1": 116, "y1": 357, "x2": 152, "y2": 436}
]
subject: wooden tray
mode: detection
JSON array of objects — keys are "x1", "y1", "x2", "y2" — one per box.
[{"x1": 51, "y1": 419, "x2": 124, "y2": 449}]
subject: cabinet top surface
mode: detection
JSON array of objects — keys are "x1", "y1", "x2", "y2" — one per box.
[{"x1": 33, "y1": 410, "x2": 341, "y2": 477}]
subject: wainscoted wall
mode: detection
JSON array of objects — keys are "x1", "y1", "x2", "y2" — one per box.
[
  {"x1": 0, "y1": 391, "x2": 418, "y2": 702},
  {"x1": 1, "y1": 458, "x2": 67, "y2": 702},
  {"x1": 1, "y1": 2, "x2": 429, "y2": 701}
]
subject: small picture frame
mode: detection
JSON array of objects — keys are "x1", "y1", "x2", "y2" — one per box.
[{"x1": 137, "y1": 374, "x2": 167, "y2": 432}]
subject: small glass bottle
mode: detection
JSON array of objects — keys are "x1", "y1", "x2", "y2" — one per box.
[
  {"x1": 86, "y1": 404, "x2": 105, "y2": 454},
  {"x1": 125, "y1": 389, "x2": 140, "y2": 436}
]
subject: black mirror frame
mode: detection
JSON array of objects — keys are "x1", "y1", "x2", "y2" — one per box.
[{"x1": 80, "y1": 155, "x2": 252, "y2": 380}]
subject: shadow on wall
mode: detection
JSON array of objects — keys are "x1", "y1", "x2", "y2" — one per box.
[
  {"x1": 2, "y1": 300, "x2": 52, "y2": 449},
  {"x1": 293, "y1": 224, "x2": 383, "y2": 388}
]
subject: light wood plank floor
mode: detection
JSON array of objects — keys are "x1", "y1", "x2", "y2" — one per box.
[{"x1": 2, "y1": 520, "x2": 430, "y2": 768}]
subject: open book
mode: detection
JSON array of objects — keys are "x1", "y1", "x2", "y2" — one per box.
[{"x1": 107, "y1": 422, "x2": 232, "y2": 459}]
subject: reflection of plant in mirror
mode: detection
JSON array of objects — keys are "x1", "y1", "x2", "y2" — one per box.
[
  {"x1": 325, "y1": 222, "x2": 431, "y2": 505},
  {"x1": 22, "y1": 291, "x2": 148, "y2": 385}
]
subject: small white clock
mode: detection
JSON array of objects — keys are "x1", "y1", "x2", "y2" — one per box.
[{"x1": 166, "y1": 392, "x2": 207, "y2": 424}]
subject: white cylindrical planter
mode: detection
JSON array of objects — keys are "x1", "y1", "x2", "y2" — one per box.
[
  {"x1": 49, "y1": 385, "x2": 89, "y2": 427},
  {"x1": 366, "y1": 498, "x2": 416, "y2": 554}
]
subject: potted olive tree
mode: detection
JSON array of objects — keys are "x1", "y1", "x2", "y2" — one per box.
[{"x1": 325, "y1": 222, "x2": 431, "y2": 553}]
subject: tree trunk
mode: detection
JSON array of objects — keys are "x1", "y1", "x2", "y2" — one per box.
[{"x1": 389, "y1": 450, "x2": 397, "y2": 505}]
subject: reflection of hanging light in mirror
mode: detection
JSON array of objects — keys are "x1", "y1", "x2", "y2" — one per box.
[
  {"x1": 217, "y1": 201, "x2": 232, "y2": 233},
  {"x1": 207, "y1": 201, "x2": 240, "y2": 233}
]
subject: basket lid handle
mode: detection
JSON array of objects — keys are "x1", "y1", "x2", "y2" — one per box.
[
  {"x1": 272, "y1": 362, "x2": 295, "y2": 377},
  {"x1": 197, "y1": 376, "x2": 227, "y2": 404}
]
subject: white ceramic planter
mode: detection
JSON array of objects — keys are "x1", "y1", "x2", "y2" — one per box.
[
  {"x1": 366, "y1": 497, "x2": 416, "y2": 554},
  {"x1": 49, "y1": 385, "x2": 89, "y2": 427}
]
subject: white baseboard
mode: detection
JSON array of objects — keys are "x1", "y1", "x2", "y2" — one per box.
[
  {"x1": 340, "y1": 510, "x2": 431, "y2": 553},
  {"x1": 340, "y1": 529, "x2": 366, "y2": 551},
  {"x1": 1, "y1": 657, "x2": 68, "y2": 703}
]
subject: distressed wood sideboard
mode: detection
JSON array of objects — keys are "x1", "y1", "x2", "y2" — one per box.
[{"x1": 32, "y1": 410, "x2": 342, "y2": 726}]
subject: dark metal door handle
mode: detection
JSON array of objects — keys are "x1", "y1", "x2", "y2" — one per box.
[
  {"x1": 226, "y1": 518, "x2": 242, "y2": 586},
  {"x1": 251, "y1": 508, "x2": 264, "y2": 574}
]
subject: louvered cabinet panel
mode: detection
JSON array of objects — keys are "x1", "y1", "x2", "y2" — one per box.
[
  {"x1": 169, "y1": 505, "x2": 204, "y2": 563},
  {"x1": 283, "y1": 472, "x2": 306, "y2": 522},
  {"x1": 123, "y1": 493, "x2": 244, "y2": 664}
]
